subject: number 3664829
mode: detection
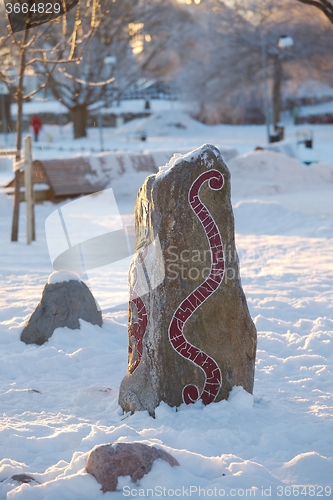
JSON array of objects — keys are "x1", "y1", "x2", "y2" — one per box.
[{"x1": 5, "y1": 3, "x2": 61, "y2": 14}]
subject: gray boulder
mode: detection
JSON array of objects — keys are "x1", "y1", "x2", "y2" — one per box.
[
  {"x1": 119, "y1": 144, "x2": 257, "y2": 415},
  {"x1": 86, "y1": 442, "x2": 179, "y2": 492},
  {"x1": 21, "y1": 276, "x2": 102, "y2": 345}
]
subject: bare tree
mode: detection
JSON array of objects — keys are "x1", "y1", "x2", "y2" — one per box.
[
  {"x1": 0, "y1": 0, "x2": 103, "y2": 240},
  {"x1": 0, "y1": 0, "x2": 102, "y2": 158},
  {"x1": 44, "y1": 0, "x2": 141, "y2": 138},
  {"x1": 176, "y1": 0, "x2": 267, "y2": 123},
  {"x1": 44, "y1": 0, "x2": 188, "y2": 138},
  {"x1": 176, "y1": 0, "x2": 333, "y2": 125}
]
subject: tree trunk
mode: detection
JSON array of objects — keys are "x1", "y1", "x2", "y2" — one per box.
[
  {"x1": 15, "y1": 29, "x2": 28, "y2": 160},
  {"x1": 71, "y1": 104, "x2": 88, "y2": 139},
  {"x1": 15, "y1": 96, "x2": 24, "y2": 160},
  {"x1": 11, "y1": 28, "x2": 28, "y2": 242},
  {"x1": 272, "y1": 54, "x2": 282, "y2": 128}
]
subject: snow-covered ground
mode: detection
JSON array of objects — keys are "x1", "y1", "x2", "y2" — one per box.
[
  {"x1": 10, "y1": 98, "x2": 184, "y2": 118},
  {"x1": 2, "y1": 107, "x2": 332, "y2": 165},
  {"x1": 0, "y1": 112, "x2": 333, "y2": 499}
]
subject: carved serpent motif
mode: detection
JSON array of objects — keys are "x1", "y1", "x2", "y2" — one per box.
[
  {"x1": 168, "y1": 169, "x2": 225, "y2": 405},
  {"x1": 128, "y1": 246, "x2": 148, "y2": 374}
]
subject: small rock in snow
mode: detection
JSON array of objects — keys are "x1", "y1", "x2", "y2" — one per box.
[
  {"x1": 21, "y1": 279, "x2": 102, "y2": 345},
  {"x1": 86, "y1": 442, "x2": 179, "y2": 492}
]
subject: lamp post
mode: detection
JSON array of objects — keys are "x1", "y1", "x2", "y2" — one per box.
[
  {"x1": 261, "y1": 35, "x2": 271, "y2": 143},
  {"x1": 273, "y1": 35, "x2": 293, "y2": 131},
  {"x1": 262, "y1": 34, "x2": 293, "y2": 143}
]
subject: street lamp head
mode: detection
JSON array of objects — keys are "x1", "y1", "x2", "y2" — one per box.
[
  {"x1": 104, "y1": 56, "x2": 117, "y2": 65},
  {"x1": 278, "y1": 35, "x2": 294, "y2": 49}
]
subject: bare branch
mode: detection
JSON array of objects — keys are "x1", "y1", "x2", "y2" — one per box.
[
  {"x1": 26, "y1": 57, "x2": 81, "y2": 65},
  {"x1": 296, "y1": 0, "x2": 333, "y2": 23},
  {"x1": 57, "y1": 68, "x2": 115, "y2": 86}
]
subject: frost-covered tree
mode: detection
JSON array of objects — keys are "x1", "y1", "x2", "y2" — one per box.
[
  {"x1": 0, "y1": 0, "x2": 102, "y2": 156},
  {"x1": 176, "y1": 0, "x2": 267, "y2": 123},
  {"x1": 43, "y1": 0, "x2": 141, "y2": 138},
  {"x1": 176, "y1": 0, "x2": 333, "y2": 124},
  {"x1": 45, "y1": 0, "x2": 188, "y2": 138},
  {"x1": 0, "y1": 0, "x2": 102, "y2": 241}
]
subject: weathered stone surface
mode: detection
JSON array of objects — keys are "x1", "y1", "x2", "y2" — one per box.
[
  {"x1": 20, "y1": 277, "x2": 102, "y2": 345},
  {"x1": 119, "y1": 144, "x2": 257, "y2": 414},
  {"x1": 86, "y1": 442, "x2": 179, "y2": 492}
]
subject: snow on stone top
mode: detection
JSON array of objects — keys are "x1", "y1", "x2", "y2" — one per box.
[
  {"x1": 48, "y1": 271, "x2": 82, "y2": 285},
  {"x1": 157, "y1": 144, "x2": 221, "y2": 178},
  {"x1": 157, "y1": 152, "x2": 184, "y2": 178}
]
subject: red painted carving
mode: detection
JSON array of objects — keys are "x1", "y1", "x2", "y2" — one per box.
[
  {"x1": 128, "y1": 246, "x2": 148, "y2": 374},
  {"x1": 168, "y1": 170, "x2": 224, "y2": 405}
]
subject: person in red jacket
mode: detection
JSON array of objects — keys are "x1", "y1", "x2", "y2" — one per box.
[{"x1": 30, "y1": 115, "x2": 42, "y2": 142}]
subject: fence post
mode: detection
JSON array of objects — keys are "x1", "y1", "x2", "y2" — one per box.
[
  {"x1": 11, "y1": 156, "x2": 21, "y2": 242},
  {"x1": 24, "y1": 135, "x2": 34, "y2": 245}
]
